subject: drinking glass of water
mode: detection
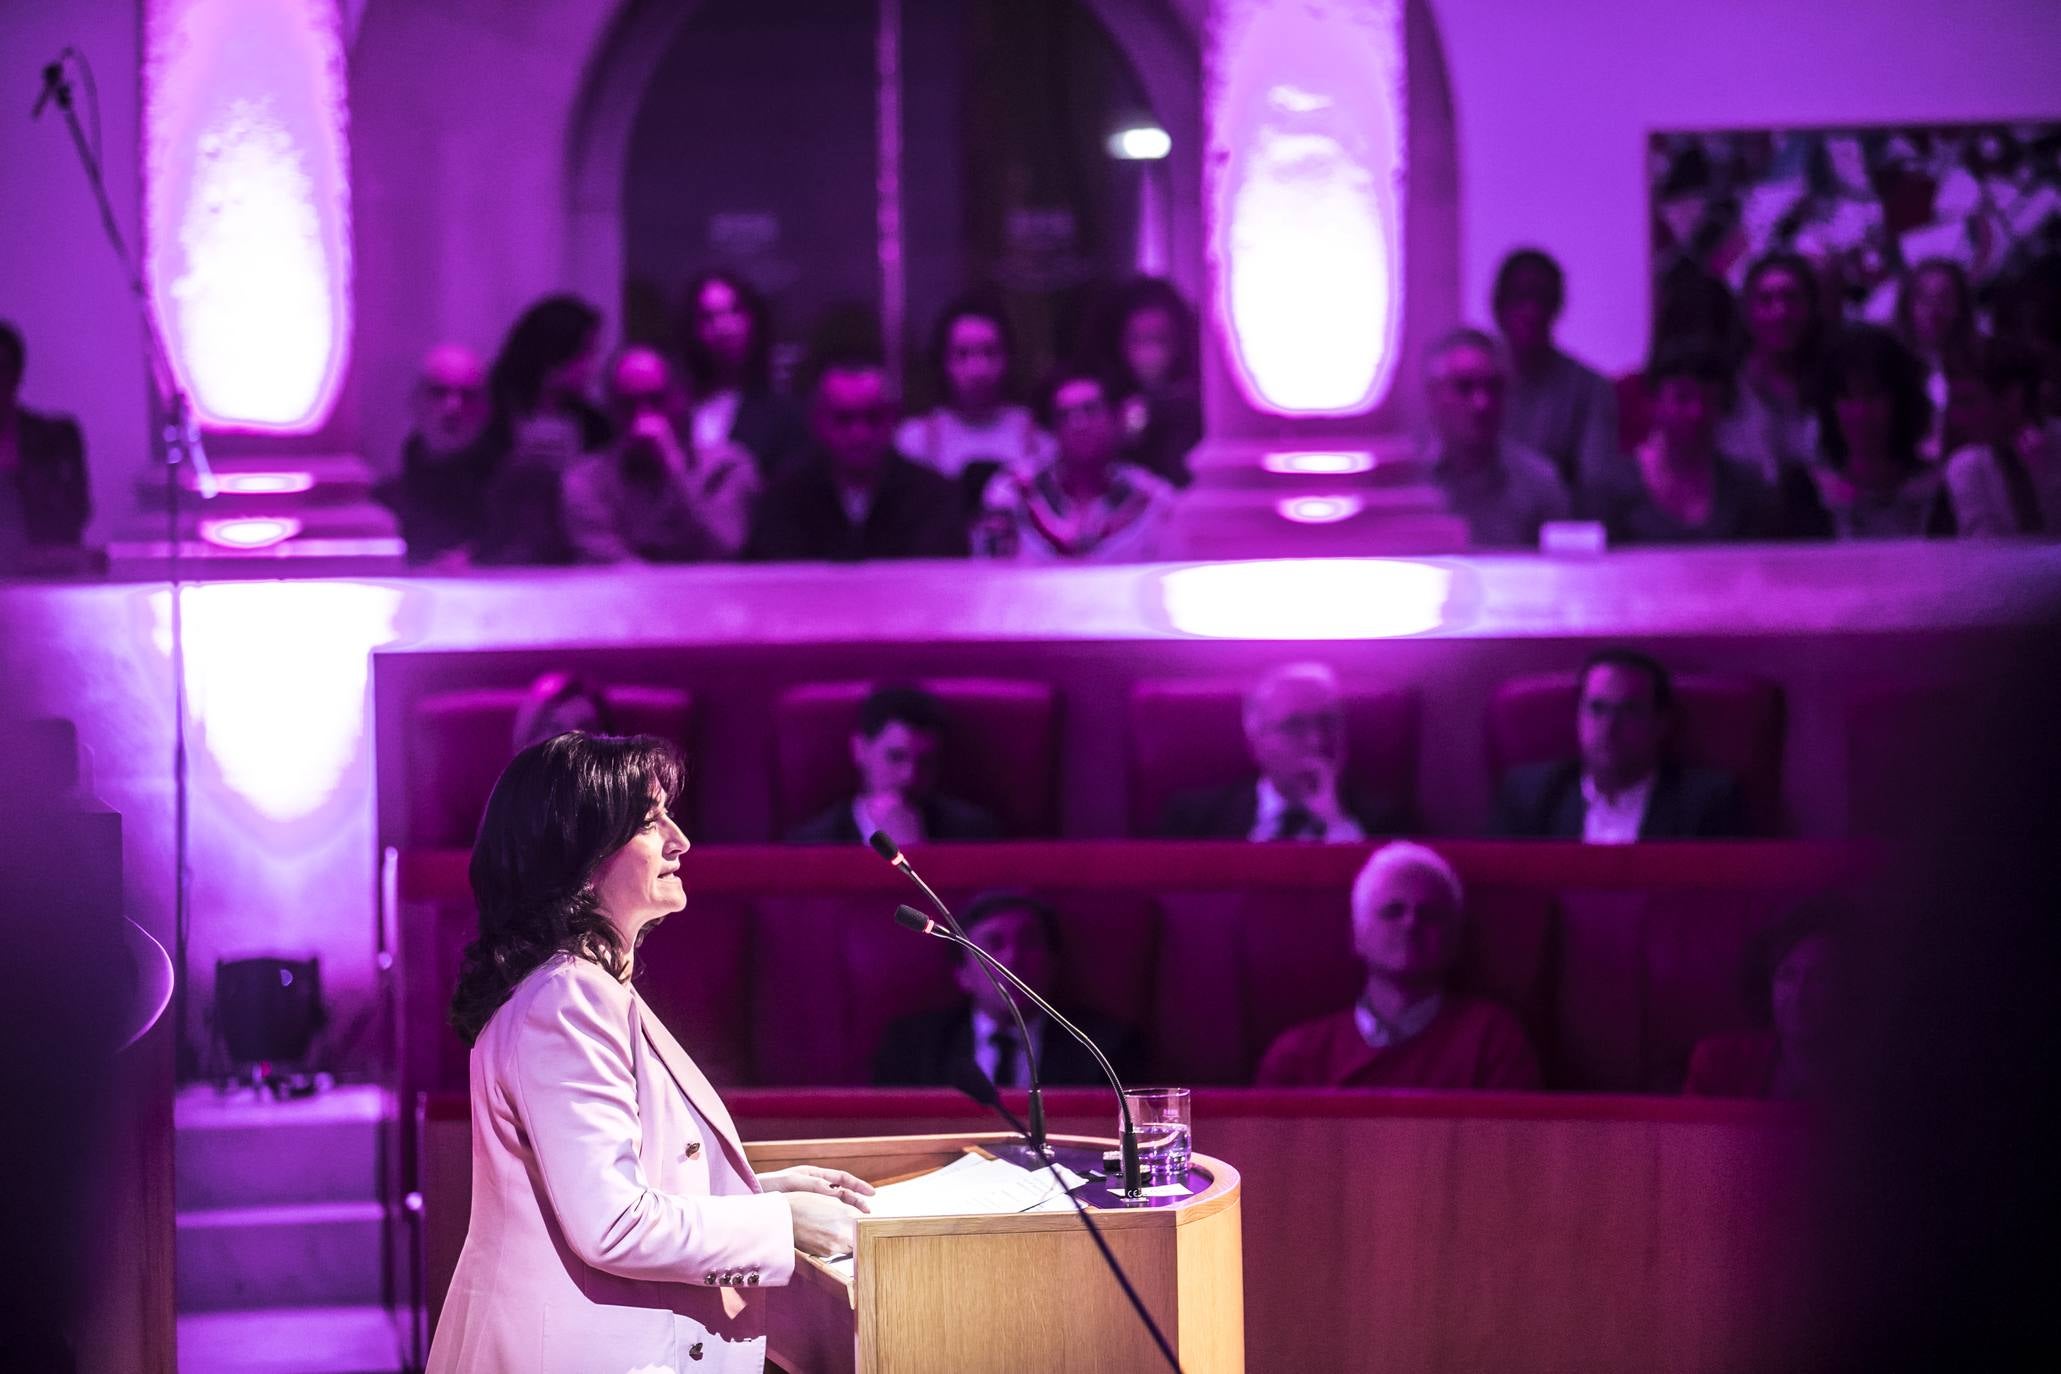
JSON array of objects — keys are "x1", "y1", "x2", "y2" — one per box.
[{"x1": 1123, "y1": 1087, "x2": 1192, "y2": 1187}]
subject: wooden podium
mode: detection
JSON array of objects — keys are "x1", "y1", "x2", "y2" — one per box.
[{"x1": 745, "y1": 1133, "x2": 1244, "y2": 1374}]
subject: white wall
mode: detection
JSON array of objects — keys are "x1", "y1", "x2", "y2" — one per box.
[
  {"x1": 1433, "y1": 0, "x2": 2061, "y2": 374},
  {"x1": 0, "y1": 0, "x2": 149, "y2": 546}
]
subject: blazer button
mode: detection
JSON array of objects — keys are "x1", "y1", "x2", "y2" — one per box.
[
  {"x1": 688, "y1": 1341, "x2": 704, "y2": 1361},
  {"x1": 684, "y1": 1141, "x2": 701, "y2": 1160},
  {"x1": 747, "y1": 1271, "x2": 760, "y2": 1285},
  {"x1": 703, "y1": 1272, "x2": 717, "y2": 1286}
]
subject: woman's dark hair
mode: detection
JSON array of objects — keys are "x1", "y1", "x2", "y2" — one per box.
[
  {"x1": 1645, "y1": 338, "x2": 1733, "y2": 393},
  {"x1": 1895, "y1": 257, "x2": 1979, "y2": 360},
  {"x1": 1648, "y1": 262, "x2": 1742, "y2": 375},
  {"x1": 1742, "y1": 251, "x2": 1829, "y2": 383},
  {"x1": 489, "y1": 295, "x2": 601, "y2": 420},
  {"x1": 1816, "y1": 324, "x2": 1933, "y2": 473},
  {"x1": 1740, "y1": 895, "x2": 1847, "y2": 1027},
  {"x1": 449, "y1": 733, "x2": 684, "y2": 1044},
  {"x1": 926, "y1": 290, "x2": 1018, "y2": 409},
  {"x1": 675, "y1": 268, "x2": 774, "y2": 394},
  {"x1": 1093, "y1": 276, "x2": 1198, "y2": 394}
]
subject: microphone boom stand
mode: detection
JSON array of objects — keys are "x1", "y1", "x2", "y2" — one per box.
[{"x1": 37, "y1": 52, "x2": 216, "y2": 1077}]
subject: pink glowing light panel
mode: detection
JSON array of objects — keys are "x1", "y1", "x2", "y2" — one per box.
[
  {"x1": 145, "y1": 0, "x2": 352, "y2": 433},
  {"x1": 1210, "y1": 0, "x2": 1405, "y2": 416}
]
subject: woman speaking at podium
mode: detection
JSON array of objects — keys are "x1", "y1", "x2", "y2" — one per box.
[{"x1": 428, "y1": 733, "x2": 871, "y2": 1373}]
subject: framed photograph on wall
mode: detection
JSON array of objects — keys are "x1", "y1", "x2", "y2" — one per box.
[{"x1": 1648, "y1": 121, "x2": 2061, "y2": 328}]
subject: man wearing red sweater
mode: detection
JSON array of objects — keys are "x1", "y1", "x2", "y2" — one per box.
[{"x1": 1256, "y1": 841, "x2": 1541, "y2": 1090}]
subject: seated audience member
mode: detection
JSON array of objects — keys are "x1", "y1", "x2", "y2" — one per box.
[
  {"x1": 787, "y1": 683, "x2": 1000, "y2": 846},
  {"x1": 744, "y1": 353, "x2": 967, "y2": 561},
  {"x1": 1945, "y1": 338, "x2": 2061, "y2": 536},
  {"x1": 1159, "y1": 663, "x2": 1404, "y2": 840},
  {"x1": 1494, "y1": 649, "x2": 1748, "y2": 841},
  {"x1": 376, "y1": 343, "x2": 492, "y2": 565},
  {"x1": 1617, "y1": 262, "x2": 1742, "y2": 456},
  {"x1": 895, "y1": 293, "x2": 1054, "y2": 507},
  {"x1": 873, "y1": 891, "x2": 1144, "y2": 1088},
  {"x1": 562, "y1": 347, "x2": 758, "y2": 563},
  {"x1": 510, "y1": 671, "x2": 616, "y2": 754},
  {"x1": 1098, "y1": 277, "x2": 1205, "y2": 487},
  {"x1": 1493, "y1": 248, "x2": 1621, "y2": 490},
  {"x1": 473, "y1": 295, "x2": 611, "y2": 565},
  {"x1": 1594, "y1": 341, "x2": 1827, "y2": 544},
  {"x1": 1255, "y1": 842, "x2": 1540, "y2": 1090},
  {"x1": 675, "y1": 268, "x2": 806, "y2": 475},
  {"x1": 1895, "y1": 257, "x2": 1981, "y2": 460},
  {"x1": 1422, "y1": 328, "x2": 1572, "y2": 547},
  {"x1": 1811, "y1": 325, "x2": 1956, "y2": 539},
  {"x1": 975, "y1": 367, "x2": 1177, "y2": 562},
  {"x1": 0, "y1": 320, "x2": 90, "y2": 564},
  {"x1": 1718, "y1": 251, "x2": 1826, "y2": 481},
  {"x1": 1684, "y1": 898, "x2": 1839, "y2": 1099}
]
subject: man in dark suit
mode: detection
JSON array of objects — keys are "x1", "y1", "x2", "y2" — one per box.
[
  {"x1": 1493, "y1": 648, "x2": 1748, "y2": 840},
  {"x1": 873, "y1": 893, "x2": 1145, "y2": 1088},
  {"x1": 787, "y1": 683, "x2": 1002, "y2": 846},
  {"x1": 1160, "y1": 662, "x2": 1406, "y2": 840},
  {"x1": 743, "y1": 353, "x2": 968, "y2": 561}
]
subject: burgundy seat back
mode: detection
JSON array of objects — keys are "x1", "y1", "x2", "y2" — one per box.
[
  {"x1": 1126, "y1": 680, "x2": 1419, "y2": 835},
  {"x1": 772, "y1": 679, "x2": 1059, "y2": 838},
  {"x1": 406, "y1": 685, "x2": 695, "y2": 846},
  {"x1": 743, "y1": 889, "x2": 1159, "y2": 1084},
  {"x1": 1486, "y1": 672, "x2": 1785, "y2": 833}
]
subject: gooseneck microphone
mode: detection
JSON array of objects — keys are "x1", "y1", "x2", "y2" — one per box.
[
  {"x1": 868, "y1": 831, "x2": 1049, "y2": 1152},
  {"x1": 883, "y1": 879, "x2": 1144, "y2": 1199}
]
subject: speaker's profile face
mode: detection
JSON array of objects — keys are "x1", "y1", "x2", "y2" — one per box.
[{"x1": 591, "y1": 787, "x2": 690, "y2": 931}]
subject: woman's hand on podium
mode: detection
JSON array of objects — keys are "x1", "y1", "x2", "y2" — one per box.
[
  {"x1": 767, "y1": 1167, "x2": 875, "y2": 1256},
  {"x1": 785, "y1": 1190, "x2": 865, "y2": 1258}
]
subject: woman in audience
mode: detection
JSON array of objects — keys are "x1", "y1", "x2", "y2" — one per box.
[
  {"x1": 1895, "y1": 257, "x2": 1981, "y2": 459},
  {"x1": 675, "y1": 268, "x2": 806, "y2": 476},
  {"x1": 1617, "y1": 263, "x2": 1742, "y2": 457},
  {"x1": 975, "y1": 366, "x2": 1177, "y2": 562},
  {"x1": 1684, "y1": 898, "x2": 1841, "y2": 1099},
  {"x1": 1944, "y1": 336, "x2": 2061, "y2": 536},
  {"x1": 894, "y1": 293, "x2": 1054, "y2": 508},
  {"x1": 473, "y1": 295, "x2": 610, "y2": 564},
  {"x1": 1594, "y1": 341, "x2": 1826, "y2": 543},
  {"x1": 1095, "y1": 277, "x2": 1204, "y2": 487},
  {"x1": 511, "y1": 670, "x2": 616, "y2": 755},
  {"x1": 1718, "y1": 251, "x2": 1828, "y2": 481},
  {"x1": 1811, "y1": 325, "x2": 1956, "y2": 539}
]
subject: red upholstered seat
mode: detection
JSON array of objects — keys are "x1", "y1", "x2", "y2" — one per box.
[
  {"x1": 1125, "y1": 680, "x2": 1420, "y2": 835},
  {"x1": 406, "y1": 685, "x2": 694, "y2": 846},
  {"x1": 771, "y1": 679, "x2": 1059, "y2": 839},
  {"x1": 1486, "y1": 672, "x2": 1785, "y2": 833},
  {"x1": 745, "y1": 889, "x2": 1160, "y2": 1085}
]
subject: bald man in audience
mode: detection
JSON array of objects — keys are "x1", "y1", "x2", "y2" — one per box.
[
  {"x1": 562, "y1": 347, "x2": 759, "y2": 563},
  {"x1": 376, "y1": 343, "x2": 493, "y2": 563},
  {"x1": 1159, "y1": 663, "x2": 1405, "y2": 840},
  {"x1": 1256, "y1": 842, "x2": 1540, "y2": 1089}
]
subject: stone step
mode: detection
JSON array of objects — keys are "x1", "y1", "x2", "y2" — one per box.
[
  {"x1": 177, "y1": 1304, "x2": 405, "y2": 1374},
  {"x1": 176, "y1": 1084, "x2": 385, "y2": 1210},
  {"x1": 176, "y1": 1201, "x2": 386, "y2": 1312}
]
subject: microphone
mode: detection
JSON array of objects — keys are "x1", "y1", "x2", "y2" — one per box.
[
  {"x1": 31, "y1": 61, "x2": 66, "y2": 120},
  {"x1": 870, "y1": 833, "x2": 1048, "y2": 1151},
  {"x1": 880, "y1": 865, "x2": 1145, "y2": 1199}
]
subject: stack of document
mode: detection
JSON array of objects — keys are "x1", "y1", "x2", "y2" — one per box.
[{"x1": 820, "y1": 1153, "x2": 1089, "y2": 1278}]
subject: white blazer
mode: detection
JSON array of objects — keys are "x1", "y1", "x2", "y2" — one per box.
[{"x1": 427, "y1": 953, "x2": 796, "y2": 1373}]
